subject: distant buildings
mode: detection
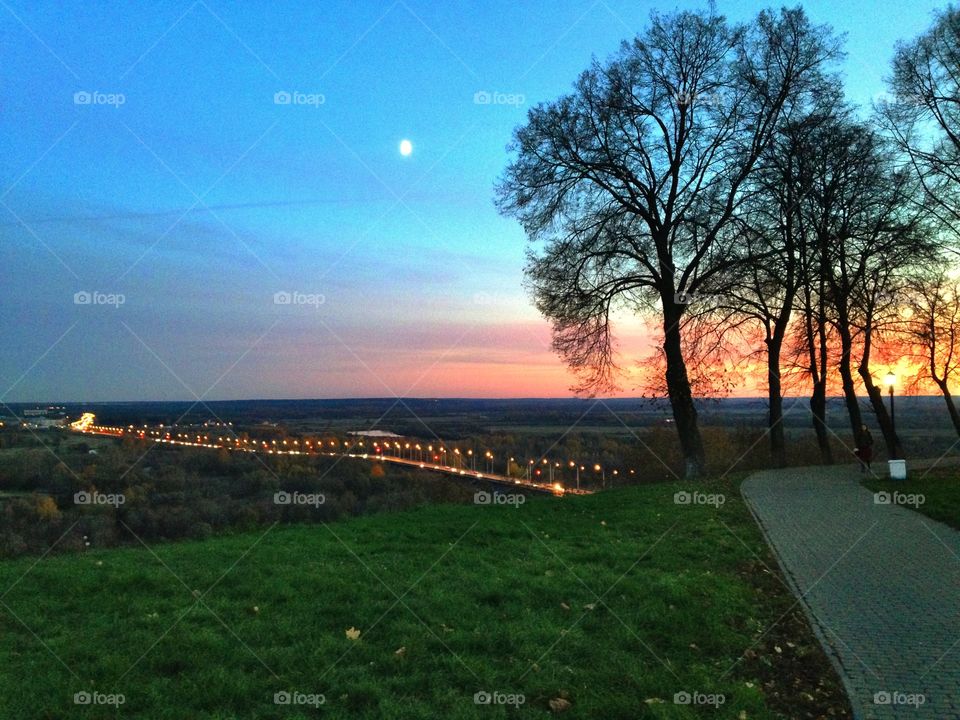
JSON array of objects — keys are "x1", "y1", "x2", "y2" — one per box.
[{"x1": 10, "y1": 406, "x2": 68, "y2": 429}]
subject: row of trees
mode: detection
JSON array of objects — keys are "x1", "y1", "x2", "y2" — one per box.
[{"x1": 497, "y1": 5, "x2": 960, "y2": 477}]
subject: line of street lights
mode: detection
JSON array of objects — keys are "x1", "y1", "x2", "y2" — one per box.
[{"x1": 71, "y1": 419, "x2": 637, "y2": 488}]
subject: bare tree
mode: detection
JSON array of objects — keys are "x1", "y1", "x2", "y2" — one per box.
[
  {"x1": 792, "y1": 253, "x2": 834, "y2": 464},
  {"x1": 496, "y1": 7, "x2": 840, "y2": 477},
  {"x1": 901, "y1": 265, "x2": 960, "y2": 436},
  {"x1": 882, "y1": 6, "x2": 960, "y2": 236},
  {"x1": 800, "y1": 113, "x2": 929, "y2": 456},
  {"x1": 728, "y1": 102, "x2": 841, "y2": 467}
]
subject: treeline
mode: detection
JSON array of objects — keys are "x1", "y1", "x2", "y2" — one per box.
[{"x1": 498, "y1": 5, "x2": 960, "y2": 476}]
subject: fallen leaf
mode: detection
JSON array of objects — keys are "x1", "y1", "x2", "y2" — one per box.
[
  {"x1": 395, "y1": 646, "x2": 406, "y2": 656},
  {"x1": 560, "y1": 602, "x2": 570, "y2": 611},
  {"x1": 549, "y1": 697, "x2": 571, "y2": 713},
  {"x1": 345, "y1": 627, "x2": 361, "y2": 641}
]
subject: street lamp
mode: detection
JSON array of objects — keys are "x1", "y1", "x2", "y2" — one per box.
[
  {"x1": 884, "y1": 372, "x2": 906, "y2": 479},
  {"x1": 885, "y1": 372, "x2": 896, "y2": 460}
]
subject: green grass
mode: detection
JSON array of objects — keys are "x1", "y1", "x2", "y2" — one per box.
[
  {"x1": 0, "y1": 478, "x2": 838, "y2": 719},
  {"x1": 864, "y1": 467, "x2": 960, "y2": 530}
]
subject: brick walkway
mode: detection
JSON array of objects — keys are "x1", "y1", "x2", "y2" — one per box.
[{"x1": 742, "y1": 466, "x2": 960, "y2": 719}]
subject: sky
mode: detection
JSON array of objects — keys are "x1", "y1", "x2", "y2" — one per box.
[{"x1": 0, "y1": 0, "x2": 948, "y2": 402}]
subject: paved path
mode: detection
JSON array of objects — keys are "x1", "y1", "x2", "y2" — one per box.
[{"x1": 742, "y1": 466, "x2": 960, "y2": 719}]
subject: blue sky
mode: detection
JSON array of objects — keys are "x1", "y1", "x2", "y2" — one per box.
[{"x1": 0, "y1": 0, "x2": 947, "y2": 401}]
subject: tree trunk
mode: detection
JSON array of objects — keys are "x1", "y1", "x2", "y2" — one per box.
[
  {"x1": 663, "y1": 305, "x2": 706, "y2": 478},
  {"x1": 767, "y1": 341, "x2": 787, "y2": 468},
  {"x1": 857, "y1": 311, "x2": 902, "y2": 458},
  {"x1": 859, "y1": 367, "x2": 902, "y2": 459},
  {"x1": 802, "y1": 285, "x2": 833, "y2": 464},
  {"x1": 936, "y1": 380, "x2": 960, "y2": 437},
  {"x1": 836, "y1": 322, "x2": 865, "y2": 449},
  {"x1": 810, "y1": 379, "x2": 833, "y2": 464}
]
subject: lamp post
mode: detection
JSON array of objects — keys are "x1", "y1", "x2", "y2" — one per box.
[
  {"x1": 884, "y1": 372, "x2": 907, "y2": 479},
  {"x1": 885, "y1": 372, "x2": 896, "y2": 460}
]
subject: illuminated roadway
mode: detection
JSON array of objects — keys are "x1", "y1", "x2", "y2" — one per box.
[{"x1": 69, "y1": 415, "x2": 591, "y2": 496}]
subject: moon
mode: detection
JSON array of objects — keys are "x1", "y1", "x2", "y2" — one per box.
[{"x1": 399, "y1": 139, "x2": 413, "y2": 156}]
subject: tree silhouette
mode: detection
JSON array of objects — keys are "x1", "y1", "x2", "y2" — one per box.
[{"x1": 497, "y1": 7, "x2": 840, "y2": 477}]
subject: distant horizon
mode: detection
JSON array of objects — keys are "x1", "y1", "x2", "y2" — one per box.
[{"x1": 3, "y1": 394, "x2": 946, "y2": 406}]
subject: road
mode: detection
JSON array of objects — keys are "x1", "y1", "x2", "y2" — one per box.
[{"x1": 70, "y1": 421, "x2": 591, "y2": 496}]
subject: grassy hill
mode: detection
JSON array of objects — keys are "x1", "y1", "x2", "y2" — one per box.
[{"x1": 0, "y1": 476, "x2": 848, "y2": 718}]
